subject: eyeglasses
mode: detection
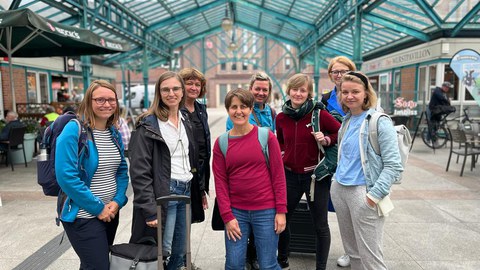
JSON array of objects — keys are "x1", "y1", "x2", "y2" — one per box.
[
  {"x1": 329, "y1": 70, "x2": 350, "y2": 76},
  {"x1": 160, "y1": 87, "x2": 182, "y2": 94},
  {"x1": 93, "y1": 98, "x2": 117, "y2": 105}
]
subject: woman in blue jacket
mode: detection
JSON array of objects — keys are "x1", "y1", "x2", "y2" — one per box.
[
  {"x1": 56, "y1": 80, "x2": 129, "y2": 270},
  {"x1": 331, "y1": 72, "x2": 403, "y2": 270}
]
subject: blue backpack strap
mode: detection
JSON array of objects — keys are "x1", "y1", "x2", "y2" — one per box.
[
  {"x1": 219, "y1": 131, "x2": 229, "y2": 158},
  {"x1": 257, "y1": 126, "x2": 270, "y2": 168}
]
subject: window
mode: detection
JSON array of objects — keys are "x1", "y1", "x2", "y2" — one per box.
[
  {"x1": 242, "y1": 61, "x2": 248, "y2": 71},
  {"x1": 219, "y1": 84, "x2": 228, "y2": 106},
  {"x1": 252, "y1": 59, "x2": 258, "y2": 70},
  {"x1": 220, "y1": 59, "x2": 226, "y2": 71},
  {"x1": 27, "y1": 72, "x2": 38, "y2": 103},
  {"x1": 285, "y1": 58, "x2": 291, "y2": 70},
  {"x1": 231, "y1": 62, "x2": 237, "y2": 71}
]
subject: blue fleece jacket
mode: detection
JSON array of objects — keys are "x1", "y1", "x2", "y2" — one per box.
[{"x1": 55, "y1": 121, "x2": 129, "y2": 222}]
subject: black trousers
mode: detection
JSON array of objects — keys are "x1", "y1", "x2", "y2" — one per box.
[
  {"x1": 62, "y1": 214, "x2": 119, "y2": 270},
  {"x1": 278, "y1": 170, "x2": 331, "y2": 270}
]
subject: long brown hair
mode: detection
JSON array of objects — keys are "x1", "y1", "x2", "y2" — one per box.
[
  {"x1": 77, "y1": 80, "x2": 119, "y2": 129},
  {"x1": 139, "y1": 71, "x2": 186, "y2": 122}
]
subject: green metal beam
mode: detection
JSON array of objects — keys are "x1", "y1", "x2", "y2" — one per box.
[
  {"x1": 173, "y1": 26, "x2": 223, "y2": 48},
  {"x1": 451, "y1": 1, "x2": 480, "y2": 37},
  {"x1": 412, "y1": 0, "x2": 443, "y2": 28},
  {"x1": 319, "y1": 45, "x2": 352, "y2": 59},
  {"x1": 363, "y1": 13, "x2": 430, "y2": 42},
  {"x1": 104, "y1": 47, "x2": 143, "y2": 64},
  {"x1": 231, "y1": 0, "x2": 315, "y2": 31},
  {"x1": 146, "y1": 1, "x2": 226, "y2": 32},
  {"x1": 235, "y1": 22, "x2": 299, "y2": 47}
]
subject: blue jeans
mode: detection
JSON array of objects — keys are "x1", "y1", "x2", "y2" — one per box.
[
  {"x1": 163, "y1": 179, "x2": 191, "y2": 270},
  {"x1": 225, "y1": 207, "x2": 281, "y2": 270}
]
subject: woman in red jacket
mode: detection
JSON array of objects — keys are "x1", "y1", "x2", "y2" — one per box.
[{"x1": 276, "y1": 73, "x2": 341, "y2": 270}]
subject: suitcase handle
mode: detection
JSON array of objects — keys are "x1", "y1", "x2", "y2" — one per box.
[
  {"x1": 156, "y1": 194, "x2": 191, "y2": 204},
  {"x1": 156, "y1": 194, "x2": 192, "y2": 270}
]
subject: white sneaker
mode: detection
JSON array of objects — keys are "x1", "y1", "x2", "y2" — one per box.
[{"x1": 337, "y1": 254, "x2": 351, "y2": 267}]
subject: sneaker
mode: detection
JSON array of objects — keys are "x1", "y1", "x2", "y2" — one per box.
[
  {"x1": 278, "y1": 257, "x2": 289, "y2": 269},
  {"x1": 337, "y1": 254, "x2": 351, "y2": 267}
]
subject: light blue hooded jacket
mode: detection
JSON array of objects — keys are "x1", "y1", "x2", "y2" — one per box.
[
  {"x1": 55, "y1": 121, "x2": 129, "y2": 222},
  {"x1": 337, "y1": 108, "x2": 404, "y2": 200}
]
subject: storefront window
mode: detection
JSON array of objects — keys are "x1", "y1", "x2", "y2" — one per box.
[
  {"x1": 27, "y1": 72, "x2": 37, "y2": 103},
  {"x1": 39, "y1": 73, "x2": 48, "y2": 103}
]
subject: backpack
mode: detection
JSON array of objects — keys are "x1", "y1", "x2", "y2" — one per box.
[
  {"x1": 37, "y1": 112, "x2": 90, "y2": 196},
  {"x1": 310, "y1": 103, "x2": 342, "y2": 182},
  {"x1": 218, "y1": 126, "x2": 270, "y2": 167},
  {"x1": 338, "y1": 111, "x2": 411, "y2": 183},
  {"x1": 366, "y1": 112, "x2": 411, "y2": 183}
]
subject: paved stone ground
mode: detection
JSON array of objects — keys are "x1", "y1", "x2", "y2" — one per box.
[{"x1": 0, "y1": 108, "x2": 479, "y2": 270}]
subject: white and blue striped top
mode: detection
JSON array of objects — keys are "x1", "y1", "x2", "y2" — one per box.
[{"x1": 77, "y1": 129, "x2": 121, "y2": 219}]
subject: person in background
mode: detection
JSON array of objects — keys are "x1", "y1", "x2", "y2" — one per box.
[
  {"x1": 321, "y1": 56, "x2": 357, "y2": 268},
  {"x1": 213, "y1": 88, "x2": 286, "y2": 270},
  {"x1": 276, "y1": 73, "x2": 340, "y2": 270},
  {"x1": 179, "y1": 67, "x2": 210, "y2": 270},
  {"x1": 331, "y1": 71, "x2": 403, "y2": 270},
  {"x1": 225, "y1": 71, "x2": 276, "y2": 270},
  {"x1": 226, "y1": 71, "x2": 276, "y2": 132},
  {"x1": 129, "y1": 71, "x2": 197, "y2": 270},
  {"x1": 55, "y1": 80, "x2": 129, "y2": 270},
  {"x1": 322, "y1": 56, "x2": 357, "y2": 117},
  {"x1": 117, "y1": 107, "x2": 131, "y2": 154},
  {"x1": 428, "y1": 81, "x2": 456, "y2": 133},
  {"x1": 40, "y1": 106, "x2": 59, "y2": 127},
  {"x1": 179, "y1": 68, "x2": 210, "y2": 216},
  {"x1": 0, "y1": 111, "x2": 25, "y2": 151}
]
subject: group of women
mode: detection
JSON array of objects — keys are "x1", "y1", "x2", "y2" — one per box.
[{"x1": 55, "y1": 55, "x2": 403, "y2": 270}]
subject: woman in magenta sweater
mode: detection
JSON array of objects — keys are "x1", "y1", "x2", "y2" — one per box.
[
  {"x1": 212, "y1": 88, "x2": 287, "y2": 270},
  {"x1": 276, "y1": 73, "x2": 341, "y2": 270}
]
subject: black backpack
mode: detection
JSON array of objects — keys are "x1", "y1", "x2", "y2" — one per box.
[{"x1": 37, "y1": 112, "x2": 89, "y2": 196}]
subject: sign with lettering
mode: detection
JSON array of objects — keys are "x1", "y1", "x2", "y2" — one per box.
[{"x1": 449, "y1": 49, "x2": 480, "y2": 107}]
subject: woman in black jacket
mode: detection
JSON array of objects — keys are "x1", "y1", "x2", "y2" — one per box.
[
  {"x1": 129, "y1": 71, "x2": 197, "y2": 270},
  {"x1": 179, "y1": 67, "x2": 211, "y2": 223}
]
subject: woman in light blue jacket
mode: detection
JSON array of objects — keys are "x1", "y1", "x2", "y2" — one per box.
[
  {"x1": 56, "y1": 80, "x2": 129, "y2": 270},
  {"x1": 331, "y1": 71, "x2": 403, "y2": 270}
]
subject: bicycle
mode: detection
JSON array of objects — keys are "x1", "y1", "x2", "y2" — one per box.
[{"x1": 421, "y1": 111, "x2": 455, "y2": 149}]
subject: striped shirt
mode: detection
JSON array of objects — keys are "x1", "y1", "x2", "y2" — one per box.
[{"x1": 77, "y1": 129, "x2": 121, "y2": 219}]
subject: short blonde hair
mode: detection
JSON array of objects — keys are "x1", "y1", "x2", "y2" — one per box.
[
  {"x1": 340, "y1": 71, "x2": 377, "y2": 113},
  {"x1": 286, "y1": 73, "x2": 313, "y2": 99},
  {"x1": 327, "y1": 56, "x2": 357, "y2": 82}
]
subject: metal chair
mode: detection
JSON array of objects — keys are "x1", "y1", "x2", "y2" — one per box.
[
  {"x1": 0, "y1": 126, "x2": 28, "y2": 171},
  {"x1": 446, "y1": 128, "x2": 480, "y2": 176}
]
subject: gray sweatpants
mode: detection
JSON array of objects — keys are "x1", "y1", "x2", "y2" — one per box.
[{"x1": 330, "y1": 181, "x2": 387, "y2": 270}]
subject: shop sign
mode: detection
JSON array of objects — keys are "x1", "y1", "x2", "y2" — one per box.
[
  {"x1": 393, "y1": 97, "x2": 418, "y2": 116},
  {"x1": 65, "y1": 56, "x2": 82, "y2": 74}
]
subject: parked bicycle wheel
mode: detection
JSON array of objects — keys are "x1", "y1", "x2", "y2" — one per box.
[{"x1": 421, "y1": 126, "x2": 449, "y2": 148}]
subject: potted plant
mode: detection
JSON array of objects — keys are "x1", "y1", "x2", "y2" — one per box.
[{"x1": 10, "y1": 118, "x2": 39, "y2": 164}]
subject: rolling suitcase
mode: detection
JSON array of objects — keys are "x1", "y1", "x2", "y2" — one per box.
[
  {"x1": 109, "y1": 194, "x2": 192, "y2": 269},
  {"x1": 156, "y1": 194, "x2": 192, "y2": 270},
  {"x1": 289, "y1": 199, "x2": 316, "y2": 253}
]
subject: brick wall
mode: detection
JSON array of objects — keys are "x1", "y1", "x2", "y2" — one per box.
[{"x1": 1, "y1": 66, "x2": 27, "y2": 111}]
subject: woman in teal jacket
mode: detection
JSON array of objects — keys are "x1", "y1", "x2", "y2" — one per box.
[{"x1": 56, "y1": 80, "x2": 129, "y2": 270}]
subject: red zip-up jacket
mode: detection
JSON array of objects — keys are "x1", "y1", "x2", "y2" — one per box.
[{"x1": 276, "y1": 109, "x2": 341, "y2": 174}]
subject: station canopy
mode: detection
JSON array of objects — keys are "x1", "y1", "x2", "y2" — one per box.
[{"x1": 1, "y1": 0, "x2": 479, "y2": 69}]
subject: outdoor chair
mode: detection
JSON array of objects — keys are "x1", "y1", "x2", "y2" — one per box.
[
  {"x1": 0, "y1": 126, "x2": 28, "y2": 171},
  {"x1": 446, "y1": 128, "x2": 480, "y2": 177}
]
